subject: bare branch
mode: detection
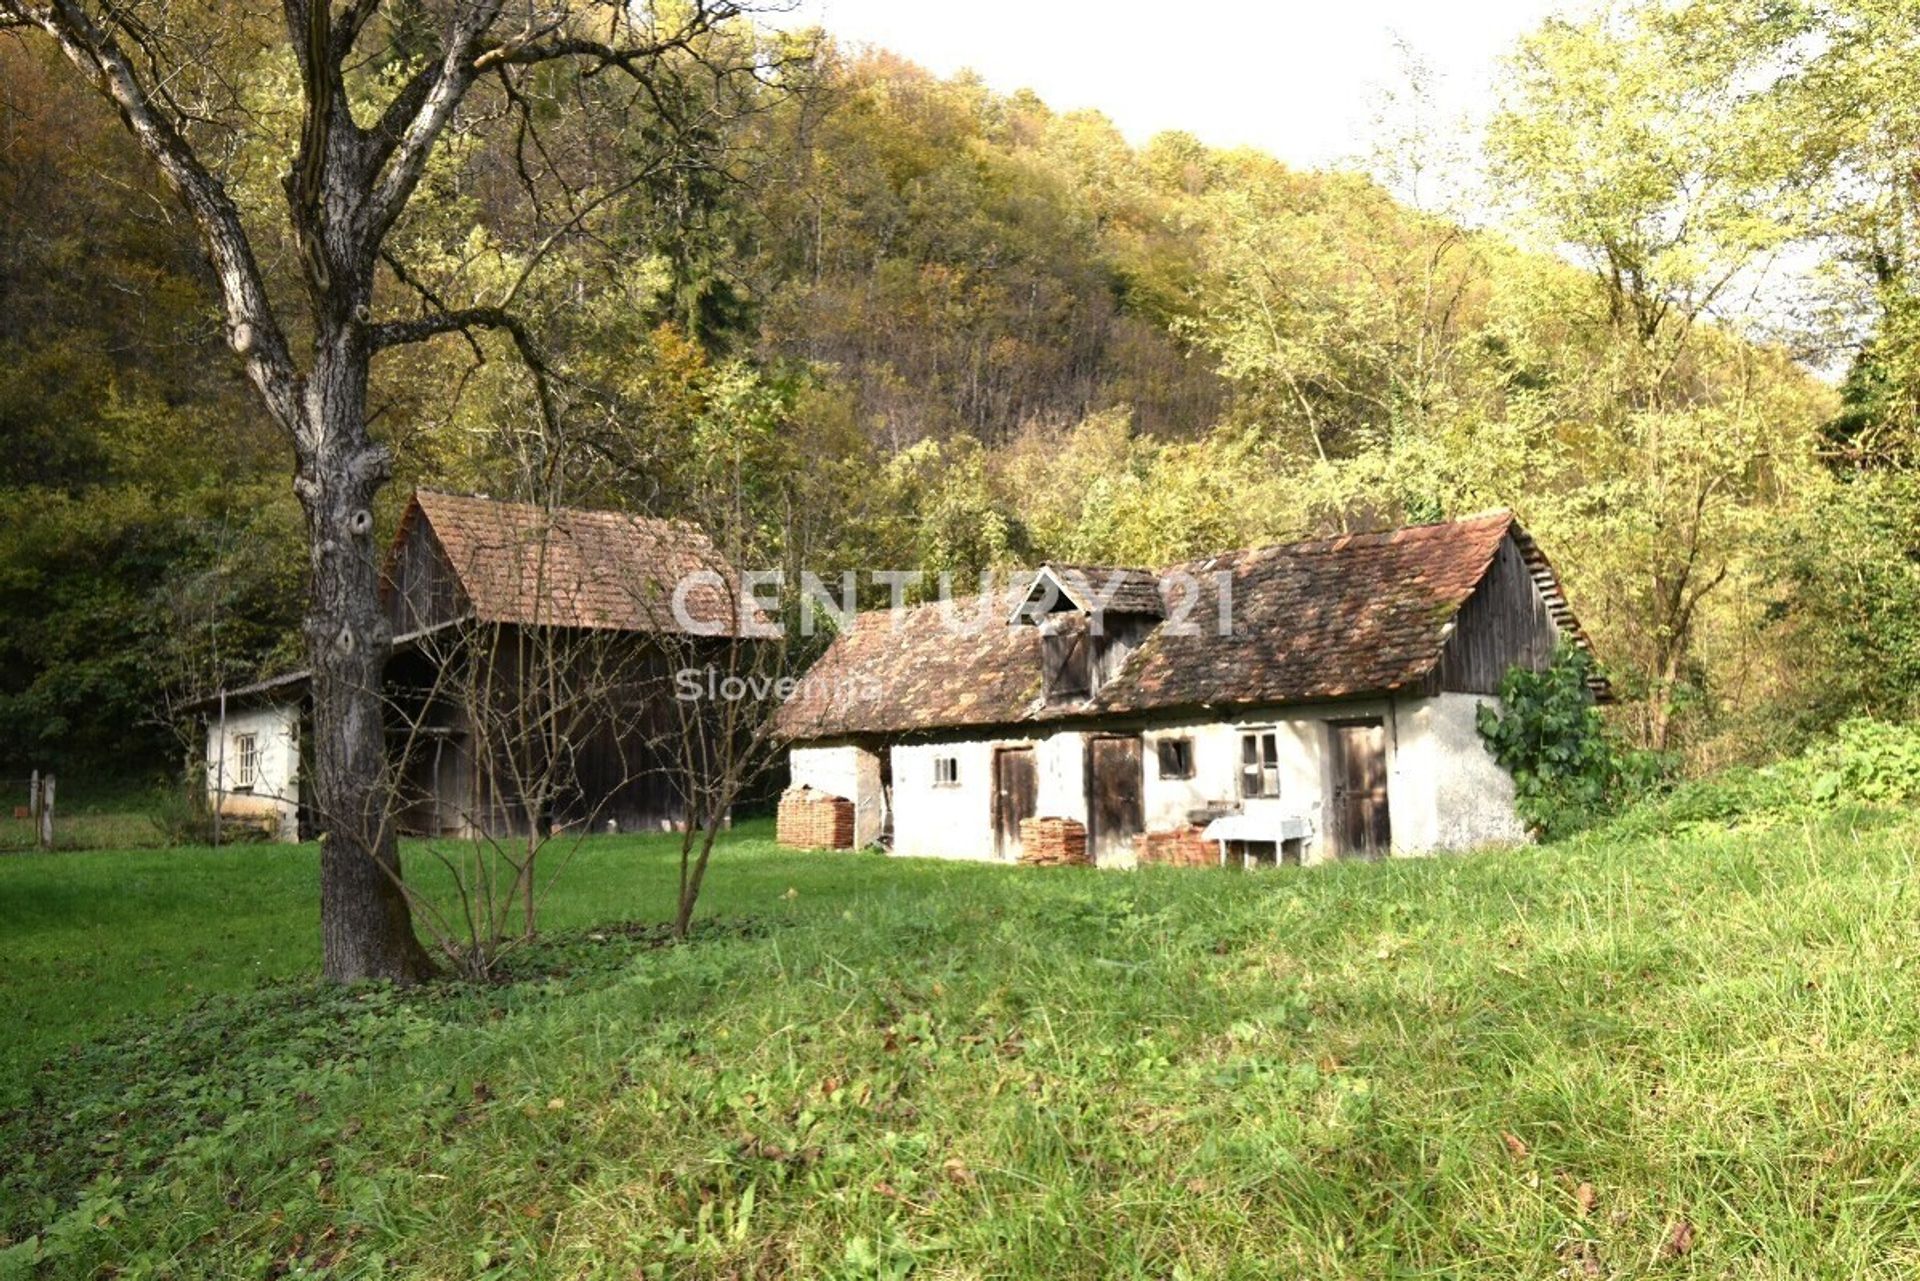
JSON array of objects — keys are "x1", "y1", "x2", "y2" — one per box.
[
  {"x1": 4, "y1": 0, "x2": 299, "y2": 424},
  {"x1": 366, "y1": 303, "x2": 560, "y2": 437},
  {"x1": 362, "y1": 0, "x2": 506, "y2": 240}
]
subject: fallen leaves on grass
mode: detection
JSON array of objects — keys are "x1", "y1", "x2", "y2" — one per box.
[
  {"x1": 1502, "y1": 1131, "x2": 1530, "y2": 1161},
  {"x1": 1663, "y1": 1217, "x2": 1695, "y2": 1258},
  {"x1": 1575, "y1": 1181, "x2": 1598, "y2": 1217}
]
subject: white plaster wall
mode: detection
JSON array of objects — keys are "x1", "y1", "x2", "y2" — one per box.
[
  {"x1": 1383, "y1": 698, "x2": 1439, "y2": 856},
  {"x1": 889, "y1": 730, "x2": 1089, "y2": 861},
  {"x1": 1136, "y1": 696, "x2": 1514, "y2": 862},
  {"x1": 1033, "y1": 731, "x2": 1086, "y2": 820},
  {"x1": 1141, "y1": 708, "x2": 1359, "y2": 864},
  {"x1": 1417, "y1": 692, "x2": 1531, "y2": 850},
  {"x1": 875, "y1": 692, "x2": 1525, "y2": 866},
  {"x1": 789, "y1": 743, "x2": 885, "y2": 848},
  {"x1": 205, "y1": 702, "x2": 301, "y2": 842},
  {"x1": 889, "y1": 739, "x2": 998, "y2": 860}
]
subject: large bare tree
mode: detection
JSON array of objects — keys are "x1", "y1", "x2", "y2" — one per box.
[{"x1": 0, "y1": 0, "x2": 770, "y2": 980}]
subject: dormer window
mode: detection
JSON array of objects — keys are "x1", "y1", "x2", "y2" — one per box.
[
  {"x1": 1015, "y1": 564, "x2": 1166, "y2": 706},
  {"x1": 1041, "y1": 617, "x2": 1092, "y2": 703}
]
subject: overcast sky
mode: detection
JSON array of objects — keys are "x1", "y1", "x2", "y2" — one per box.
[{"x1": 776, "y1": 0, "x2": 1570, "y2": 170}]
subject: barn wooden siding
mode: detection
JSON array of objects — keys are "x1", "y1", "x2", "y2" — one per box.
[
  {"x1": 1429, "y1": 534, "x2": 1562, "y2": 695},
  {"x1": 385, "y1": 628, "x2": 741, "y2": 839},
  {"x1": 384, "y1": 510, "x2": 467, "y2": 634}
]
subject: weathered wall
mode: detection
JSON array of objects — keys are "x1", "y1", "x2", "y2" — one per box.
[
  {"x1": 1432, "y1": 534, "x2": 1561, "y2": 695},
  {"x1": 872, "y1": 693, "x2": 1528, "y2": 866},
  {"x1": 890, "y1": 739, "x2": 998, "y2": 860},
  {"x1": 1140, "y1": 719, "x2": 1325, "y2": 855},
  {"x1": 204, "y1": 702, "x2": 301, "y2": 842},
  {"x1": 788, "y1": 743, "x2": 885, "y2": 848},
  {"x1": 384, "y1": 514, "x2": 466, "y2": 634},
  {"x1": 887, "y1": 731, "x2": 1087, "y2": 862},
  {"x1": 1140, "y1": 703, "x2": 1415, "y2": 865},
  {"x1": 1420, "y1": 692, "x2": 1531, "y2": 849},
  {"x1": 1033, "y1": 731, "x2": 1086, "y2": 821}
]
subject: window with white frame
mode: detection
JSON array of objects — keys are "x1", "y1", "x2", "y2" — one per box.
[
  {"x1": 932, "y1": 754, "x2": 960, "y2": 786},
  {"x1": 1239, "y1": 729, "x2": 1279, "y2": 798},
  {"x1": 233, "y1": 733, "x2": 258, "y2": 791}
]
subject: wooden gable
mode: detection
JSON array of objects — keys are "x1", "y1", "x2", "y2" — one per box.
[
  {"x1": 1428, "y1": 527, "x2": 1607, "y2": 700},
  {"x1": 383, "y1": 501, "x2": 469, "y2": 635}
]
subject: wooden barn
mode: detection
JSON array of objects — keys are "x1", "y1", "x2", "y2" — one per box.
[
  {"x1": 775, "y1": 510, "x2": 1604, "y2": 866},
  {"x1": 200, "y1": 490, "x2": 757, "y2": 842}
]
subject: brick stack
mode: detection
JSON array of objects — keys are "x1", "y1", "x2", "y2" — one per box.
[
  {"x1": 776, "y1": 786, "x2": 856, "y2": 850},
  {"x1": 1018, "y1": 817, "x2": 1090, "y2": 867},
  {"x1": 1134, "y1": 826, "x2": 1216, "y2": 868}
]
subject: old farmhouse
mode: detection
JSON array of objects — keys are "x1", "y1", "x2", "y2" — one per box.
[
  {"x1": 202, "y1": 490, "x2": 752, "y2": 842},
  {"x1": 774, "y1": 511, "x2": 1602, "y2": 867}
]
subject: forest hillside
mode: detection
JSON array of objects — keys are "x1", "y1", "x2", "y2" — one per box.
[{"x1": 2, "y1": 3, "x2": 1915, "y2": 779}]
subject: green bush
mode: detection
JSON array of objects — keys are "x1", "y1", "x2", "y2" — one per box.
[
  {"x1": 1605, "y1": 717, "x2": 1920, "y2": 838},
  {"x1": 146, "y1": 784, "x2": 271, "y2": 848},
  {"x1": 1816, "y1": 717, "x2": 1920, "y2": 806},
  {"x1": 1476, "y1": 645, "x2": 1653, "y2": 840}
]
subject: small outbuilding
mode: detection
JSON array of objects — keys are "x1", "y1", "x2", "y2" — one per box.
[
  {"x1": 197, "y1": 490, "x2": 756, "y2": 842},
  {"x1": 774, "y1": 510, "x2": 1602, "y2": 867}
]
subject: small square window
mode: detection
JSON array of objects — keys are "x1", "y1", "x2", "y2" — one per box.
[
  {"x1": 233, "y1": 733, "x2": 258, "y2": 791},
  {"x1": 1156, "y1": 737, "x2": 1194, "y2": 780},
  {"x1": 1239, "y1": 730, "x2": 1279, "y2": 799},
  {"x1": 932, "y1": 755, "x2": 960, "y2": 786}
]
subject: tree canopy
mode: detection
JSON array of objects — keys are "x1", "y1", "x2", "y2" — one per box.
[{"x1": 2, "y1": 5, "x2": 1913, "y2": 781}]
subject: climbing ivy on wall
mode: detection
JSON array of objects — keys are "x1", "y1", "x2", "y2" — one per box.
[{"x1": 1476, "y1": 645, "x2": 1654, "y2": 839}]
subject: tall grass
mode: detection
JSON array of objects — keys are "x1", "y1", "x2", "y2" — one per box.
[{"x1": 6, "y1": 815, "x2": 1920, "y2": 1276}]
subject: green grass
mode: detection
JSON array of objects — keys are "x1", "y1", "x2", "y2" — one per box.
[
  {"x1": 0, "y1": 781, "x2": 175, "y2": 854},
  {"x1": 0, "y1": 821, "x2": 871, "y2": 1089},
  {"x1": 7, "y1": 816, "x2": 1920, "y2": 1277}
]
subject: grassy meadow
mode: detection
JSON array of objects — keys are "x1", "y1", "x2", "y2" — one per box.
[{"x1": 6, "y1": 814, "x2": 1920, "y2": 1277}]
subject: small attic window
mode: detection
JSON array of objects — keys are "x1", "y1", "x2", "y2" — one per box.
[{"x1": 1041, "y1": 620, "x2": 1092, "y2": 703}]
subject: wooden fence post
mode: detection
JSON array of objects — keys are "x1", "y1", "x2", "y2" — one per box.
[{"x1": 36, "y1": 774, "x2": 53, "y2": 850}]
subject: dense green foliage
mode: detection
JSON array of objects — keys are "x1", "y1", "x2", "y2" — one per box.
[
  {"x1": 1, "y1": 1, "x2": 1916, "y2": 782},
  {"x1": 1475, "y1": 648, "x2": 1652, "y2": 839},
  {"x1": 7, "y1": 814, "x2": 1920, "y2": 1275},
  {"x1": 1607, "y1": 718, "x2": 1920, "y2": 840}
]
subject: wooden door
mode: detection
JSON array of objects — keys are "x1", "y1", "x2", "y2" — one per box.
[
  {"x1": 994, "y1": 747, "x2": 1038, "y2": 861},
  {"x1": 1330, "y1": 721, "x2": 1391, "y2": 859},
  {"x1": 1087, "y1": 736, "x2": 1144, "y2": 866}
]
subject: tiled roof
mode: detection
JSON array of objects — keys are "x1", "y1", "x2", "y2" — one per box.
[
  {"x1": 402, "y1": 491, "x2": 750, "y2": 636},
  {"x1": 778, "y1": 511, "x2": 1582, "y2": 740},
  {"x1": 1103, "y1": 511, "x2": 1514, "y2": 713},
  {"x1": 1021, "y1": 564, "x2": 1167, "y2": 619}
]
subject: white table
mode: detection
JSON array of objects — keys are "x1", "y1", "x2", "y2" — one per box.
[{"x1": 1202, "y1": 813, "x2": 1314, "y2": 867}]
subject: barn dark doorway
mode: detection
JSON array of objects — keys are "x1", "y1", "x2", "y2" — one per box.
[
  {"x1": 993, "y1": 746, "x2": 1038, "y2": 861},
  {"x1": 1329, "y1": 719, "x2": 1391, "y2": 859},
  {"x1": 1087, "y1": 735, "x2": 1144, "y2": 866}
]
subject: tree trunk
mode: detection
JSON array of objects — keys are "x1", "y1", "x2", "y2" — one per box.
[
  {"x1": 673, "y1": 824, "x2": 719, "y2": 939},
  {"x1": 298, "y1": 326, "x2": 433, "y2": 984}
]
